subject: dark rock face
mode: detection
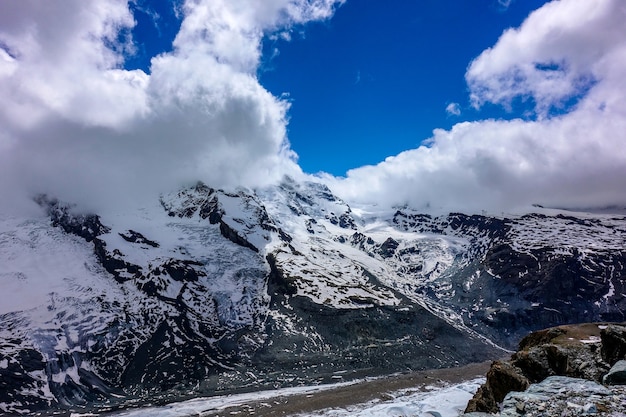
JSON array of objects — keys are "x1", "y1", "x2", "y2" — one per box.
[
  {"x1": 264, "y1": 243, "x2": 502, "y2": 376},
  {"x1": 35, "y1": 195, "x2": 111, "y2": 242},
  {"x1": 601, "y1": 324, "x2": 626, "y2": 365},
  {"x1": 119, "y1": 230, "x2": 160, "y2": 247},
  {"x1": 466, "y1": 323, "x2": 625, "y2": 414},
  {"x1": 392, "y1": 210, "x2": 626, "y2": 349},
  {"x1": 482, "y1": 243, "x2": 626, "y2": 325},
  {"x1": 0, "y1": 348, "x2": 50, "y2": 411},
  {"x1": 465, "y1": 361, "x2": 529, "y2": 412},
  {"x1": 219, "y1": 220, "x2": 259, "y2": 252},
  {"x1": 259, "y1": 263, "x2": 500, "y2": 384},
  {"x1": 379, "y1": 237, "x2": 400, "y2": 258}
]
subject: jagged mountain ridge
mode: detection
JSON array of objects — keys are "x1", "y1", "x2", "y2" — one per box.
[{"x1": 0, "y1": 178, "x2": 625, "y2": 414}]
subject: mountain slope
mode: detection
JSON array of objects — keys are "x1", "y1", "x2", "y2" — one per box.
[{"x1": 0, "y1": 178, "x2": 624, "y2": 414}]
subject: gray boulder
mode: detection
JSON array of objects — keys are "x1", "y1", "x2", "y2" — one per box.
[
  {"x1": 524, "y1": 375, "x2": 610, "y2": 396},
  {"x1": 500, "y1": 376, "x2": 610, "y2": 417},
  {"x1": 603, "y1": 359, "x2": 626, "y2": 385}
]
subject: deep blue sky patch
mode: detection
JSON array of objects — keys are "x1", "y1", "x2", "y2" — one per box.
[
  {"x1": 260, "y1": 0, "x2": 551, "y2": 176},
  {"x1": 124, "y1": 0, "x2": 182, "y2": 72}
]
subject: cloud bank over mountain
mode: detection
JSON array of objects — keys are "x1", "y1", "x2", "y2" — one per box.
[
  {"x1": 0, "y1": 0, "x2": 343, "y2": 213},
  {"x1": 327, "y1": 0, "x2": 626, "y2": 212},
  {"x1": 0, "y1": 0, "x2": 625, "y2": 215}
]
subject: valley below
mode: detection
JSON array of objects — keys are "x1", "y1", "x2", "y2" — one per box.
[{"x1": 104, "y1": 361, "x2": 492, "y2": 417}]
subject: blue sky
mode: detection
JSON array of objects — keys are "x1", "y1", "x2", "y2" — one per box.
[
  {"x1": 123, "y1": 0, "x2": 182, "y2": 71},
  {"x1": 259, "y1": 0, "x2": 551, "y2": 175},
  {"x1": 1, "y1": 0, "x2": 625, "y2": 213}
]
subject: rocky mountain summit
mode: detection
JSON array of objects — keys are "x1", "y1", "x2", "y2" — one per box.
[
  {"x1": 464, "y1": 322, "x2": 626, "y2": 416},
  {"x1": 1, "y1": 178, "x2": 626, "y2": 414}
]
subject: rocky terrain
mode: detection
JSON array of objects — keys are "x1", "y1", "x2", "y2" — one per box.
[
  {"x1": 465, "y1": 322, "x2": 626, "y2": 416},
  {"x1": 1, "y1": 177, "x2": 626, "y2": 415}
]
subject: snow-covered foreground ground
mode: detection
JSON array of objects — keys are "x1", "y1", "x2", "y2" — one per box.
[{"x1": 96, "y1": 377, "x2": 483, "y2": 417}]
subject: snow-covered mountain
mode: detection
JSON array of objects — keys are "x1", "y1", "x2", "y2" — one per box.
[{"x1": 1, "y1": 178, "x2": 625, "y2": 415}]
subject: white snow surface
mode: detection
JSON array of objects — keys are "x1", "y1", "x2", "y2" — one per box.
[
  {"x1": 507, "y1": 213, "x2": 626, "y2": 254},
  {"x1": 297, "y1": 378, "x2": 484, "y2": 417},
  {"x1": 259, "y1": 181, "x2": 472, "y2": 311},
  {"x1": 0, "y1": 214, "x2": 117, "y2": 316}
]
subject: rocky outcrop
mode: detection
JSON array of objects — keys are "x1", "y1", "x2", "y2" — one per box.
[
  {"x1": 604, "y1": 360, "x2": 626, "y2": 385},
  {"x1": 601, "y1": 324, "x2": 626, "y2": 365},
  {"x1": 35, "y1": 195, "x2": 111, "y2": 242},
  {"x1": 465, "y1": 361, "x2": 529, "y2": 413},
  {"x1": 465, "y1": 323, "x2": 626, "y2": 415}
]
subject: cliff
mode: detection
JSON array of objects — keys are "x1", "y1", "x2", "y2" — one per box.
[{"x1": 465, "y1": 323, "x2": 626, "y2": 416}]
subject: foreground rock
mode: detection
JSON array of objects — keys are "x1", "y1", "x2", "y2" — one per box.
[
  {"x1": 499, "y1": 376, "x2": 626, "y2": 417},
  {"x1": 604, "y1": 360, "x2": 626, "y2": 385},
  {"x1": 465, "y1": 323, "x2": 626, "y2": 416}
]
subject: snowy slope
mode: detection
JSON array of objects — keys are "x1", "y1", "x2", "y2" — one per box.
[
  {"x1": 0, "y1": 185, "x2": 276, "y2": 414},
  {"x1": 0, "y1": 215, "x2": 127, "y2": 412}
]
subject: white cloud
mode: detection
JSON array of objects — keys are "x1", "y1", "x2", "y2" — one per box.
[
  {"x1": 446, "y1": 102, "x2": 461, "y2": 116},
  {"x1": 467, "y1": 0, "x2": 626, "y2": 117},
  {"x1": 326, "y1": 0, "x2": 626, "y2": 213},
  {"x1": 2, "y1": 0, "x2": 624, "y2": 216},
  {"x1": 0, "y1": 0, "x2": 343, "y2": 213}
]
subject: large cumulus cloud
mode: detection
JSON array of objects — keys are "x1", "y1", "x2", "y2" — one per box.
[
  {"x1": 327, "y1": 0, "x2": 626, "y2": 213},
  {"x1": 0, "y1": 0, "x2": 343, "y2": 213}
]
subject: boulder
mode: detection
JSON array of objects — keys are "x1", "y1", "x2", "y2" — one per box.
[
  {"x1": 601, "y1": 324, "x2": 626, "y2": 365},
  {"x1": 464, "y1": 384, "x2": 497, "y2": 414},
  {"x1": 465, "y1": 323, "x2": 620, "y2": 414},
  {"x1": 464, "y1": 361, "x2": 528, "y2": 413},
  {"x1": 603, "y1": 359, "x2": 626, "y2": 385},
  {"x1": 500, "y1": 376, "x2": 610, "y2": 417}
]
